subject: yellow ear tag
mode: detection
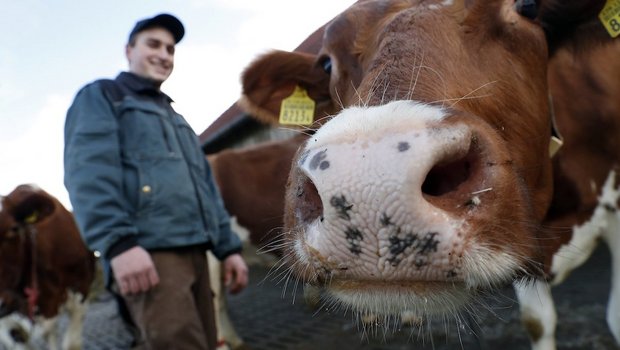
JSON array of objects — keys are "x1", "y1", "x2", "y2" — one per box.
[
  {"x1": 24, "y1": 212, "x2": 38, "y2": 224},
  {"x1": 599, "y1": 0, "x2": 620, "y2": 38},
  {"x1": 279, "y1": 85, "x2": 315, "y2": 126}
]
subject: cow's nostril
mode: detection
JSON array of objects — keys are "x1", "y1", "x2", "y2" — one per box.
[
  {"x1": 296, "y1": 176, "x2": 324, "y2": 224},
  {"x1": 421, "y1": 147, "x2": 477, "y2": 197}
]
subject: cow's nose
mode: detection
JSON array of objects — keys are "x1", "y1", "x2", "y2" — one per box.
[
  {"x1": 420, "y1": 136, "x2": 485, "y2": 212},
  {"x1": 285, "y1": 101, "x2": 514, "y2": 282},
  {"x1": 294, "y1": 125, "x2": 484, "y2": 228},
  {"x1": 293, "y1": 171, "x2": 324, "y2": 226},
  {"x1": 287, "y1": 102, "x2": 502, "y2": 259}
]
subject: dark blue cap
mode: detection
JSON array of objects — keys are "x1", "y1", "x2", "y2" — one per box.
[{"x1": 128, "y1": 13, "x2": 185, "y2": 44}]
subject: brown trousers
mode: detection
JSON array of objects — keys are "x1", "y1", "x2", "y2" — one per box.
[{"x1": 119, "y1": 247, "x2": 217, "y2": 350}]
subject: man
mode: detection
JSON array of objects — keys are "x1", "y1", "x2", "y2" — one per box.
[{"x1": 64, "y1": 13, "x2": 248, "y2": 349}]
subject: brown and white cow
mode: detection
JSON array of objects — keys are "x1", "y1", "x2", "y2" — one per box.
[
  {"x1": 206, "y1": 137, "x2": 308, "y2": 350},
  {"x1": 230, "y1": 0, "x2": 619, "y2": 348},
  {"x1": 0, "y1": 184, "x2": 96, "y2": 350},
  {"x1": 209, "y1": 135, "x2": 308, "y2": 252},
  {"x1": 513, "y1": 22, "x2": 620, "y2": 349}
]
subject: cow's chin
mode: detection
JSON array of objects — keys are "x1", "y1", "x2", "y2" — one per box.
[
  {"x1": 285, "y1": 228, "x2": 529, "y2": 320},
  {"x1": 324, "y1": 280, "x2": 474, "y2": 318}
]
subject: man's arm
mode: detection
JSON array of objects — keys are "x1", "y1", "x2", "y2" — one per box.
[
  {"x1": 111, "y1": 246, "x2": 160, "y2": 295},
  {"x1": 222, "y1": 253, "x2": 248, "y2": 294},
  {"x1": 64, "y1": 82, "x2": 158, "y2": 294},
  {"x1": 64, "y1": 82, "x2": 138, "y2": 255}
]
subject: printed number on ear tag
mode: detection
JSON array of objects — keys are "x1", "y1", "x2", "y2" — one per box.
[
  {"x1": 279, "y1": 86, "x2": 315, "y2": 126},
  {"x1": 599, "y1": 0, "x2": 620, "y2": 38}
]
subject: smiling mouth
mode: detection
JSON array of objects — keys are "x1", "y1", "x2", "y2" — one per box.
[{"x1": 154, "y1": 65, "x2": 170, "y2": 72}]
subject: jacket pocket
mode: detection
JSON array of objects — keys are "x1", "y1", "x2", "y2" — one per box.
[
  {"x1": 171, "y1": 114, "x2": 205, "y2": 170},
  {"x1": 121, "y1": 157, "x2": 153, "y2": 216},
  {"x1": 117, "y1": 98, "x2": 174, "y2": 158}
]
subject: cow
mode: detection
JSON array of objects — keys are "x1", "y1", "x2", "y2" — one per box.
[
  {"x1": 513, "y1": 22, "x2": 620, "y2": 349},
  {"x1": 226, "y1": 0, "x2": 619, "y2": 348},
  {"x1": 209, "y1": 135, "x2": 308, "y2": 252},
  {"x1": 205, "y1": 138, "x2": 307, "y2": 350},
  {"x1": 0, "y1": 184, "x2": 96, "y2": 350}
]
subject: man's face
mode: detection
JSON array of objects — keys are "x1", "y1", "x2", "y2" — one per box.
[{"x1": 126, "y1": 27, "x2": 175, "y2": 83}]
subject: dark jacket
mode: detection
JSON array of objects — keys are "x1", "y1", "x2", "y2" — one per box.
[{"x1": 64, "y1": 72, "x2": 241, "y2": 277}]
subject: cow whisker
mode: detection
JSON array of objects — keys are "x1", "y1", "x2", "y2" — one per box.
[
  {"x1": 406, "y1": 50, "x2": 425, "y2": 101},
  {"x1": 448, "y1": 80, "x2": 499, "y2": 108},
  {"x1": 276, "y1": 125, "x2": 314, "y2": 136},
  {"x1": 334, "y1": 86, "x2": 345, "y2": 111}
]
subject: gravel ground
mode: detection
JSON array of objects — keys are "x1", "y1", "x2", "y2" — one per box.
[{"x1": 19, "y1": 244, "x2": 618, "y2": 350}]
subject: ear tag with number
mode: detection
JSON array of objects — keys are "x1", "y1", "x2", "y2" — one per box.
[
  {"x1": 279, "y1": 85, "x2": 315, "y2": 126},
  {"x1": 599, "y1": 0, "x2": 620, "y2": 38}
]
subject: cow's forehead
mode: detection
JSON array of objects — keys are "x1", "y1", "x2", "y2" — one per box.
[
  {"x1": 320, "y1": 0, "x2": 548, "y2": 120},
  {"x1": 325, "y1": 0, "x2": 460, "y2": 41}
]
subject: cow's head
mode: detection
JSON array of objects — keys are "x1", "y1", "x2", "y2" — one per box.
[
  {"x1": 0, "y1": 185, "x2": 56, "y2": 316},
  {"x1": 238, "y1": 0, "x2": 600, "y2": 319}
]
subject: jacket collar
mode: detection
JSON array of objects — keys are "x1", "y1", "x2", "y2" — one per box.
[{"x1": 116, "y1": 72, "x2": 173, "y2": 103}]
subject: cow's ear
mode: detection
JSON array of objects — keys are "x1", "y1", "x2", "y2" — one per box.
[
  {"x1": 8, "y1": 188, "x2": 55, "y2": 225},
  {"x1": 238, "y1": 50, "x2": 333, "y2": 126}
]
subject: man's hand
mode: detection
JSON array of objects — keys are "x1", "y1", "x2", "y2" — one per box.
[
  {"x1": 222, "y1": 253, "x2": 249, "y2": 294},
  {"x1": 111, "y1": 246, "x2": 160, "y2": 295}
]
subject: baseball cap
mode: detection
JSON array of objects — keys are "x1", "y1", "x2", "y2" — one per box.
[{"x1": 128, "y1": 13, "x2": 185, "y2": 44}]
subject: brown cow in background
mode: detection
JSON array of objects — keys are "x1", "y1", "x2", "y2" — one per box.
[
  {"x1": 513, "y1": 14, "x2": 620, "y2": 348},
  {"x1": 209, "y1": 135, "x2": 308, "y2": 252},
  {"x1": 0, "y1": 184, "x2": 96, "y2": 349}
]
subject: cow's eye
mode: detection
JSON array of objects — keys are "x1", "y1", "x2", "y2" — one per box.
[
  {"x1": 515, "y1": 0, "x2": 538, "y2": 20},
  {"x1": 319, "y1": 56, "x2": 332, "y2": 75}
]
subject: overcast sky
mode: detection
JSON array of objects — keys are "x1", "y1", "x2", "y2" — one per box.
[{"x1": 0, "y1": 0, "x2": 354, "y2": 208}]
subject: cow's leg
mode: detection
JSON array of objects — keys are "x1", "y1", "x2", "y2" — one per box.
[
  {"x1": 34, "y1": 316, "x2": 59, "y2": 350},
  {"x1": 207, "y1": 252, "x2": 244, "y2": 350},
  {"x1": 215, "y1": 290, "x2": 245, "y2": 350},
  {"x1": 600, "y1": 170, "x2": 620, "y2": 344},
  {"x1": 207, "y1": 252, "x2": 229, "y2": 350},
  {"x1": 606, "y1": 211, "x2": 620, "y2": 344},
  {"x1": 61, "y1": 291, "x2": 86, "y2": 350},
  {"x1": 0, "y1": 313, "x2": 32, "y2": 350},
  {"x1": 514, "y1": 280, "x2": 557, "y2": 350},
  {"x1": 549, "y1": 221, "x2": 602, "y2": 286}
]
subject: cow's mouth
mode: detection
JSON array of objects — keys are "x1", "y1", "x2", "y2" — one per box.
[{"x1": 323, "y1": 280, "x2": 474, "y2": 317}]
